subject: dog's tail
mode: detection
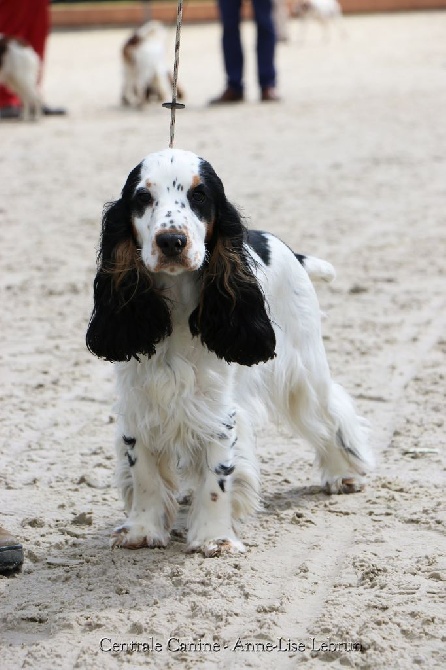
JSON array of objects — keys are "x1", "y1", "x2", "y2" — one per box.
[{"x1": 296, "y1": 254, "x2": 336, "y2": 283}]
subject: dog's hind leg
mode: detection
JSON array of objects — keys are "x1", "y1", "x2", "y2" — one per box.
[
  {"x1": 317, "y1": 380, "x2": 372, "y2": 493},
  {"x1": 287, "y1": 369, "x2": 373, "y2": 493},
  {"x1": 267, "y1": 247, "x2": 374, "y2": 493}
]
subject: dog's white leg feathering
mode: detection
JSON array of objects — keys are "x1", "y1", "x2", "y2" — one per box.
[
  {"x1": 275, "y1": 352, "x2": 372, "y2": 494},
  {"x1": 111, "y1": 431, "x2": 178, "y2": 549},
  {"x1": 187, "y1": 414, "x2": 248, "y2": 557},
  {"x1": 230, "y1": 408, "x2": 261, "y2": 520},
  {"x1": 321, "y1": 381, "x2": 373, "y2": 492}
]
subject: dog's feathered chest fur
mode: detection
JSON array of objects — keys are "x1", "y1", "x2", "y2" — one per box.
[
  {"x1": 114, "y1": 343, "x2": 236, "y2": 456},
  {"x1": 113, "y1": 268, "x2": 239, "y2": 455}
]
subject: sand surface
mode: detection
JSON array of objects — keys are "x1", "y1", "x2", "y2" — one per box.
[{"x1": 1, "y1": 12, "x2": 445, "y2": 669}]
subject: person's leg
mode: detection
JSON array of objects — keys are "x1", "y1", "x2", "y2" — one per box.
[
  {"x1": 252, "y1": 0, "x2": 277, "y2": 92},
  {"x1": 218, "y1": 0, "x2": 244, "y2": 93},
  {"x1": 23, "y1": 0, "x2": 50, "y2": 62}
]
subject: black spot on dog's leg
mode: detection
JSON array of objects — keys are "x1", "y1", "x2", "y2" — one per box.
[
  {"x1": 126, "y1": 451, "x2": 137, "y2": 467},
  {"x1": 215, "y1": 463, "x2": 235, "y2": 476},
  {"x1": 123, "y1": 436, "x2": 136, "y2": 466}
]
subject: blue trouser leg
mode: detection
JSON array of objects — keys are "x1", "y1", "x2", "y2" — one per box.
[
  {"x1": 252, "y1": 0, "x2": 276, "y2": 89},
  {"x1": 218, "y1": 0, "x2": 244, "y2": 92}
]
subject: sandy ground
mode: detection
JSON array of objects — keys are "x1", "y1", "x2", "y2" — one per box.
[{"x1": 1, "y1": 11, "x2": 445, "y2": 669}]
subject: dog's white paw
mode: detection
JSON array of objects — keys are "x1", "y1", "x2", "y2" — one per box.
[
  {"x1": 110, "y1": 521, "x2": 169, "y2": 549},
  {"x1": 324, "y1": 476, "x2": 365, "y2": 495},
  {"x1": 187, "y1": 536, "x2": 246, "y2": 557}
]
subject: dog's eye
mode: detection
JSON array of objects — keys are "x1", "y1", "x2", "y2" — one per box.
[
  {"x1": 192, "y1": 189, "x2": 206, "y2": 204},
  {"x1": 134, "y1": 189, "x2": 153, "y2": 206}
]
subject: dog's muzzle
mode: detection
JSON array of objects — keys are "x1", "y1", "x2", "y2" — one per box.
[{"x1": 156, "y1": 232, "x2": 187, "y2": 258}]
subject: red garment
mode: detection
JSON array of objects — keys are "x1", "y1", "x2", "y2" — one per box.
[{"x1": 0, "y1": 0, "x2": 50, "y2": 107}]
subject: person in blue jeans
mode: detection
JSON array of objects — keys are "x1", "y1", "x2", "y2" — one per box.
[{"x1": 209, "y1": 0, "x2": 280, "y2": 104}]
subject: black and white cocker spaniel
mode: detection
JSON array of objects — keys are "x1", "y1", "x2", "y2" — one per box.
[{"x1": 86, "y1": 149, "x2": 373, "y2": 556}]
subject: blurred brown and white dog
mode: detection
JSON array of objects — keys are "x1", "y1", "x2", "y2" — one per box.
[
  {"x1": 121, "y1": 21, "x2": 183, "y2": 108},
  {"x1": 0, "y1": 34, "x2": 41, "y2": 120},
  {"x1": 293, "y1": 0, "x2": 345, "y2": 41}
]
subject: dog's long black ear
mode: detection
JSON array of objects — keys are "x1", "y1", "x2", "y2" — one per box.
[
  {"x1": 189, "y1": 164, "x2": 276, "y2": 366},
  {"x1": 86, "y1": 165, "x2": 171, "y2": 362}
]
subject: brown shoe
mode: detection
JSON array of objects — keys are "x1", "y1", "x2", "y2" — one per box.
[
  {"x1": 261, "y1": 87, "x2": 280, "y2": 102},
  {"x1": 209, "y1": 87, "x2": 244, "y2": 105},
  {"x1": 0, "y1": 525, "x2": 24, "y2": 574}
]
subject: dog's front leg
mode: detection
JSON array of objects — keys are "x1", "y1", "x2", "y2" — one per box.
[
  {"x1": 187, "y1": 418, "x2": 245, "y2": 557},
  {"x1": 111, "y1": 436, "x2": 178, "y2": 549}
]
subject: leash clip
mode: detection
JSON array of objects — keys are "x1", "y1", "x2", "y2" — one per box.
[{"x1": 162, "y1": 101, "x2": 186, "y2": 110}]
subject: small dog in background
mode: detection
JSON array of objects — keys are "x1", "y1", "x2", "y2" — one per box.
[
  {"x1": 121, "y1": 21, "x2": 183, "y2": 108},
  {"x1": 293, "y1": 0, "x2": 345, "y2": 42},
  {"x1": 0, "y1": 34, "x2": 41, "y2": 120}
]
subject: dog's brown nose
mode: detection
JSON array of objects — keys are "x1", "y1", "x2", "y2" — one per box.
[{"x1": 156, "y1": 232, "x2": 187, "y2": 257}]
